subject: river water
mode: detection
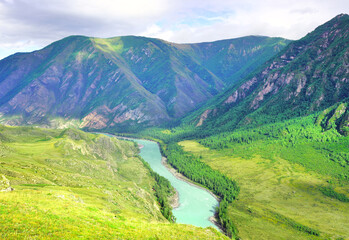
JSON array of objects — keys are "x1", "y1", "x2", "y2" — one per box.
[{"x1": 133, "y1": 139, "x2": 219, "y2": 229}]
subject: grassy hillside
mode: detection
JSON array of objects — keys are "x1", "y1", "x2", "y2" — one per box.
[{"x1": 0, "y1": 125, "x2": 226, "y2": 239}]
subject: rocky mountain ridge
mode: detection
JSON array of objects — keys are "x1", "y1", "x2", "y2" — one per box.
[
  {"x1": 194, "y1": 14, "x2": 349, "y2": 132},
  {"x1": 0, "y1": 35, "x2": 289, "y2": 131}
]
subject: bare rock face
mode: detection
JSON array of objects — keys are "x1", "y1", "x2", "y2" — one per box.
[
  {"x1": 80, "y1": 111, "x2": 109, "y2": 129},
  {"x1": 0, "y1": 175, "x2": 14, "y2": 192},
  {"x1": 224, "y1": 77, "x2": 258, "y2": 105},
  {"x1": 196, "y1": 109, "x2": 216, "y2": 126},
  {"x1": 112, "y1": 108, "x2": 146, "y2": 124}
]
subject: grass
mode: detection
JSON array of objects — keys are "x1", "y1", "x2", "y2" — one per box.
[
  {"x1": 92, "y1": 37, "x2": 124, "y2": 54},
  {"x1": 179, "y1": 140, "x2": 349, "y2": 240},
  {"x1": 0, "y1": 125, "x2": 227, "y2": 239},
  {"x1": 198, "y1": 114, "x2": 349, "y2": 180}
]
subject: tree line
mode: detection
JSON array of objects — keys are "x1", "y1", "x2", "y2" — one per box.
[
  {"x1": 161, "y1": 142, "x2": 240, "y2": 238},
  {"x1": 137, "y1": 155, "x2": 176, "y2": 222}
]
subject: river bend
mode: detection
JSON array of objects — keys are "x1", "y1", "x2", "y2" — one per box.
[{"x1": 134, "y1": 139, "x2": 218, "y2": 229}]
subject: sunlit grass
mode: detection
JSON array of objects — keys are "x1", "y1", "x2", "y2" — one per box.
[
  {"x1": 0, "y1": 126, "x2": 227, "y2": 239},
  {"x1": 179, "y1": 140, "x2": 349, "y2": 240},
  {"x1": 92, "y1": 37, "x2": 124, "y2": 54}
]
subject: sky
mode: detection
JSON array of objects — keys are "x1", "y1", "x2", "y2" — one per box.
[{"x1": 0, "y1": 0, "x2": 348, "y2": 59}]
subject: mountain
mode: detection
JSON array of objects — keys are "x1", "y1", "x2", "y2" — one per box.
[
  {"x1": 192, "y1": 14, "x2": 349, "y2": 132},
  {"x1": 0, "y1": 35, "x2": 289, "y2": 131}
]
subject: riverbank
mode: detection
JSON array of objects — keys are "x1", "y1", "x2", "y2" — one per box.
[
  {"x1": 161, "y1": 156, "x2": 220, "y2": 202},
  {"x1": 108, "y1": 134, "x2": 223, "y2": 231},
  {"x1": 160, "y1": 156, "x2": 223, "y2": 232},
  {"x1": 170, "y1": 189, "x2": 179, "y2": 209},
  {"x1": 117, "y1": 134, "x2": 215, "y2": 198}
]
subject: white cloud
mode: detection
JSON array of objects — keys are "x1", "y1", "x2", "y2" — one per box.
[
  {"x1": 70, "y1": 0, "x2": 169, "y2": 19},
  {"x1": 0, "y1": 0, "x2": 348, "y2": 59}
]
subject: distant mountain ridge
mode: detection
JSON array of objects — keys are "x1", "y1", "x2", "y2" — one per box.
[
  {"x1": 0, "y1": 35, "x2": 289, "y2": 131},
  {"x1": 192, "y1": 14, "x2": 349, "y2": 132}
]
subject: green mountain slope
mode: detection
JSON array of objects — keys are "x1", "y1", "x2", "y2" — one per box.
[
  {"x1": 0, "y1": 35, "x2": 289, "y2": 132},
  {"x1": 0, "y1": 125, "x2": 226, "y2": 239},
  {"x1": 183, "y1": 36, "x2": 289, "y2": 85},
  {"x1": 191, "y1": 14, "x2": 349, "y2": 132}
]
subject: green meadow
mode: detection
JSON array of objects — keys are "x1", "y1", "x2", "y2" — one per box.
[{"x1": 177, "y1": 114, "x2": 349, "y2": 239}]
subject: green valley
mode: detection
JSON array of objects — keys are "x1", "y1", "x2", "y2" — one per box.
[
  {"x1": 130, "y1": 14, "x2": 349, "y2": 239},
  {"x1": 0, "y1": 10, "x2": 348, "y2": 240},
  {"x1": 134, "y1": 110, "x2": 349, "y2": 239},
  {"x1": 0, "y1": 125, "x2": 226, "y2": 239},
  {"x1": 178, "y1": 112, "x2": 349, "y2": 239}
]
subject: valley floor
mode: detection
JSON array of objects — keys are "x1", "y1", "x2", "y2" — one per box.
[{"x1": 179, "y1": 140, "x2": 349, "y2": 240}]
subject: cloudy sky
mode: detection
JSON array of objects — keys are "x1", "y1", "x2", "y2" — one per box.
[{"x1": 0, "y1": 0, "x2": 348, "y2": 59}]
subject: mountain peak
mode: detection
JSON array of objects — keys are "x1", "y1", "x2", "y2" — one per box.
[
  {"x1": 296, "y1": 13, "x2": 348, "y2": 45},
  {"x1": 334, "y1": 13, "x2": 349, "y2": 20},
  {"x1": 323, "y1": 13, "x2": 349, "y2": 27}
]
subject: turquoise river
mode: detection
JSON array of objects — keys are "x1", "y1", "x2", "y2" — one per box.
[{"x1": 134, "y1": 139, "x2": 219, "y2": 229}]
